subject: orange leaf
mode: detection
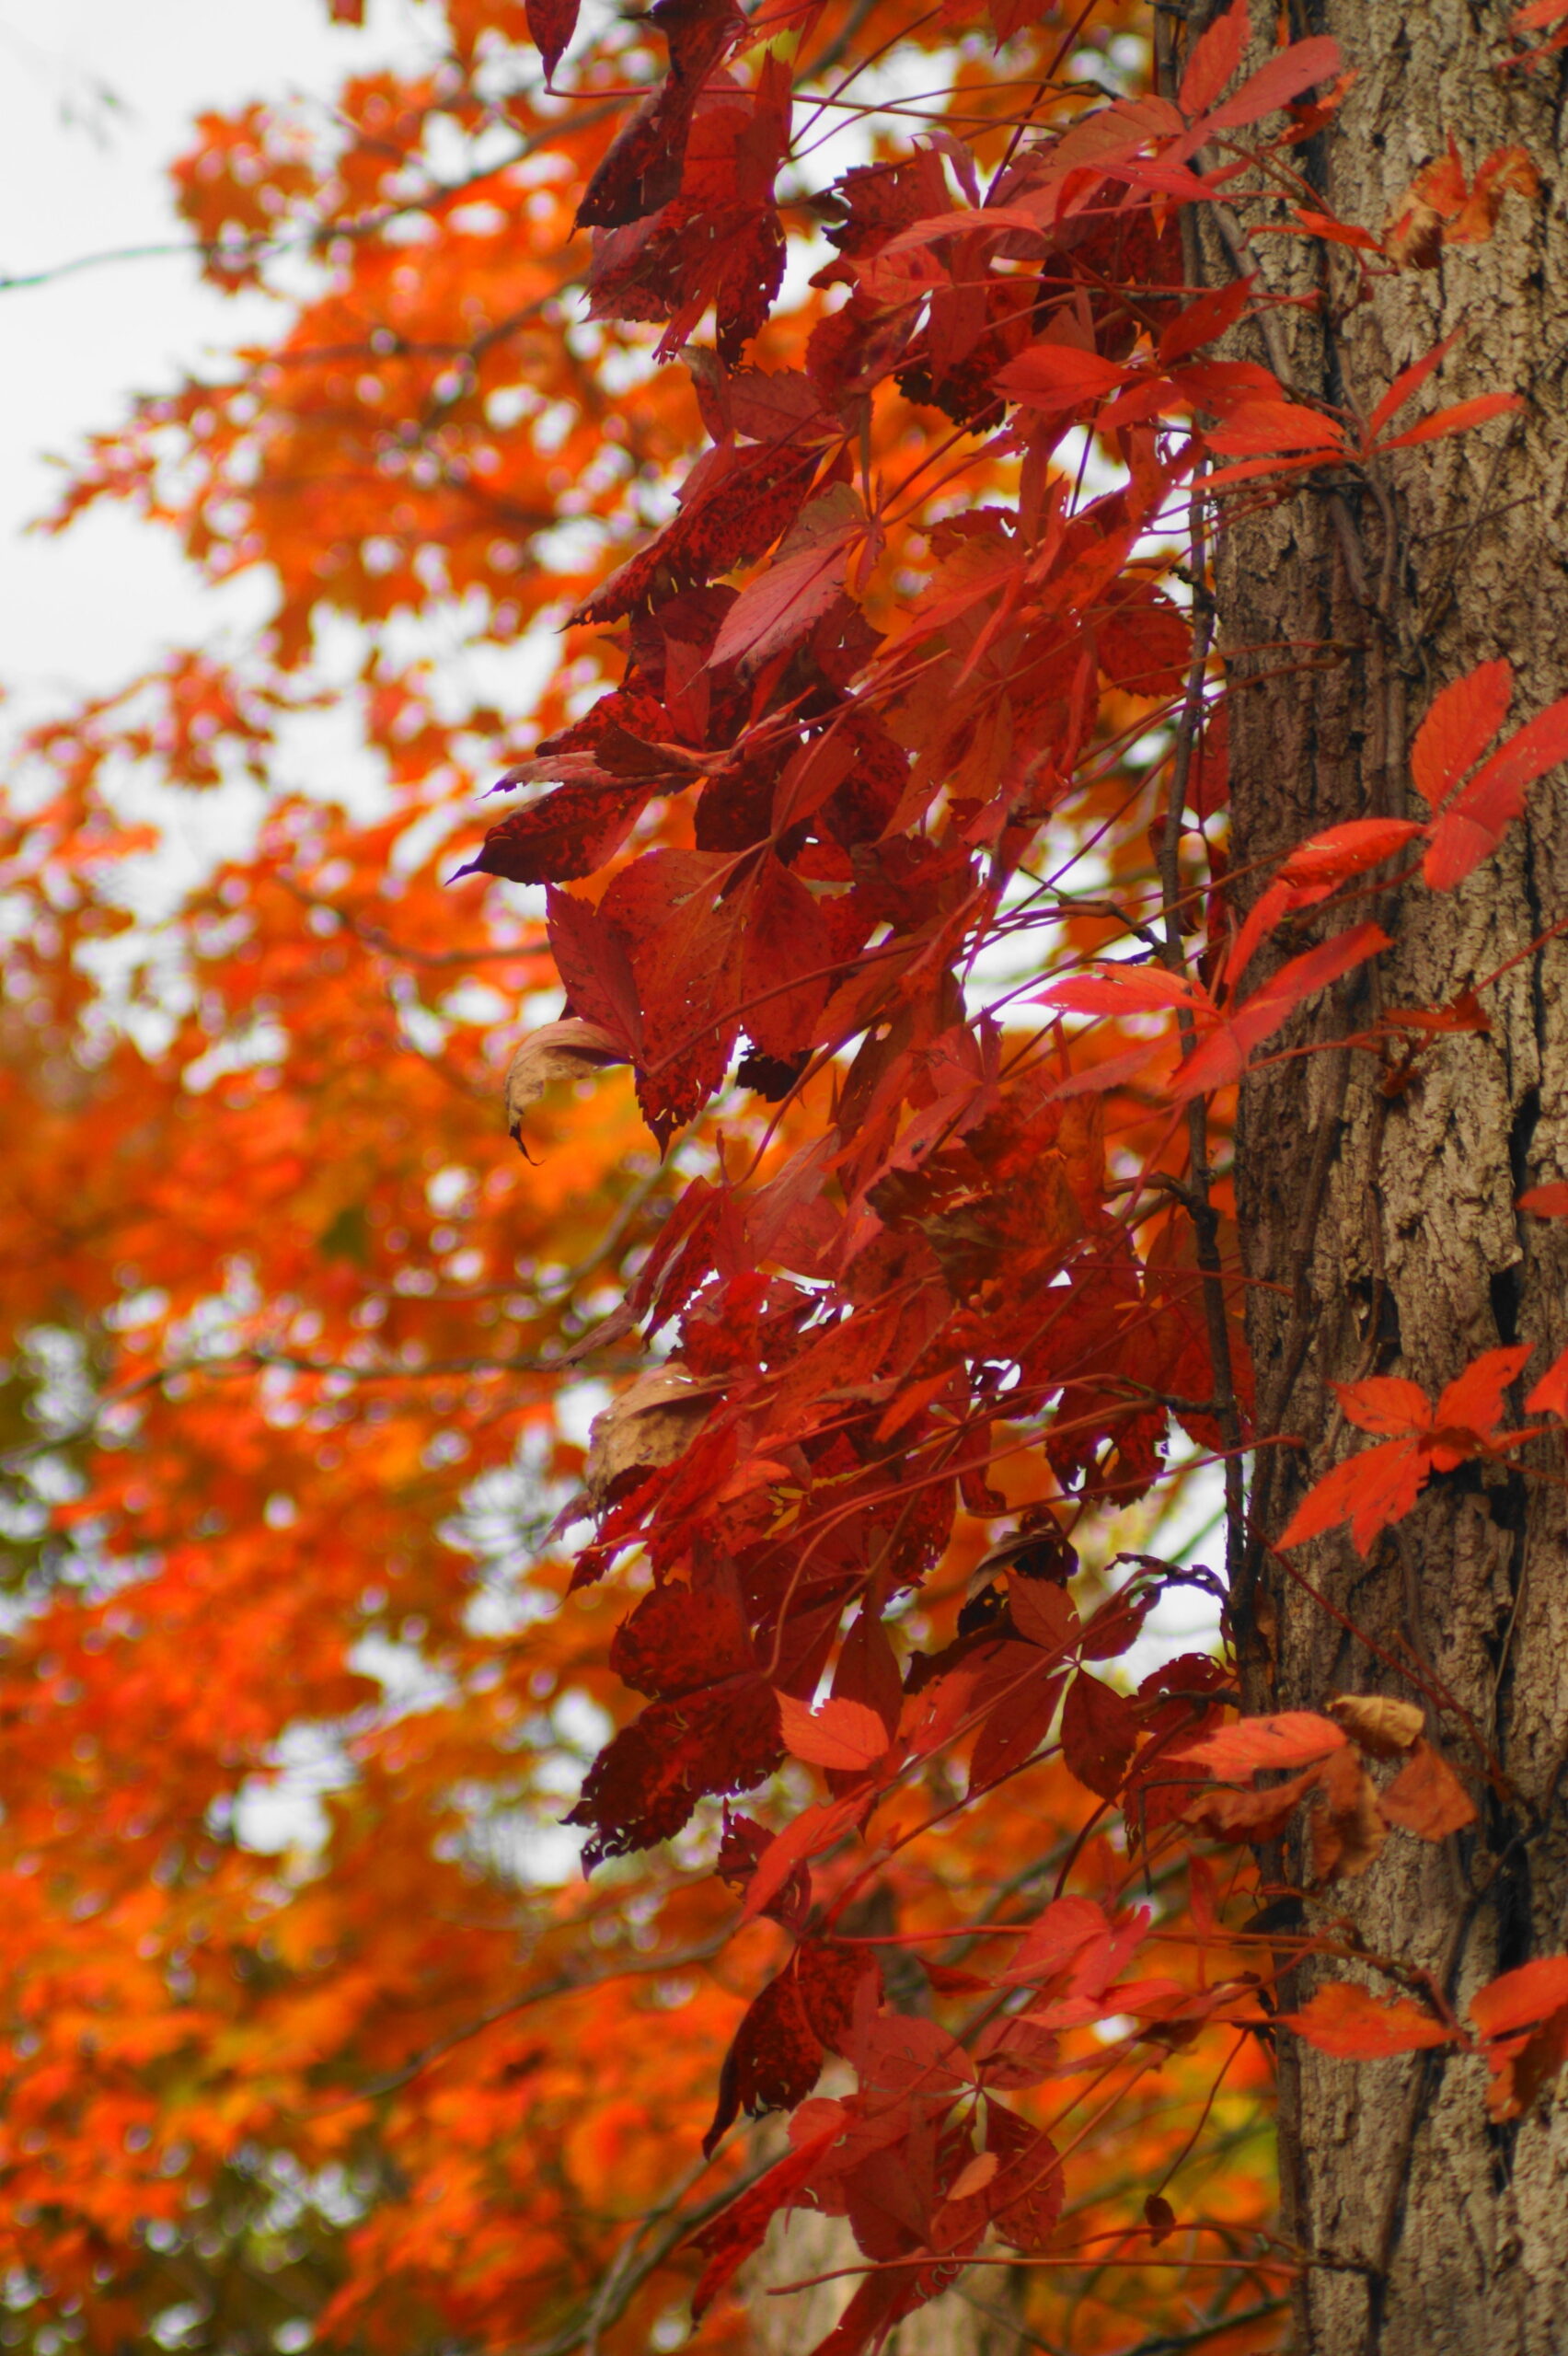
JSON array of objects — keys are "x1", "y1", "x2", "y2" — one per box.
[
  {"x1": 1172, "y1": 1711, "x2": 1345, "y2": 1778},
  {"x1": 1378, "y1": 1739, "x2": 1477, "y2": 1840},
  {"x1": 1469, "y1": 1953, "x2": 1568, "y2": 2040},
  {"x1": 777, "y1": 1693, "x2": 891, "y2": 1773},
  {"x1": 1280, "y1": 1982, "x2": 1457, "y2": 2058},
  {"x1": 1276, "y1": 1435, "x2": 1426, "y2": 1556},
  {"x1": 1432, "y1": 1345, "x2": 1531, "y2": 1444},
  {"x1": 1517, "y1": 1182, "x2": 1568, "y2": 1217},
  {"x1": 1378, "y1": 391, "x2": 1524, "y2": 453},
  {"x1": 1327, "y1": 1693, "x2": 1424, "y2": 1757},
  {"x1": 1526, "y1": 1342, "x2": 1568, "y2": 1419},
  {"x1": 1333, "y1": 1375, "x2": 1430, "y2": 1438}
]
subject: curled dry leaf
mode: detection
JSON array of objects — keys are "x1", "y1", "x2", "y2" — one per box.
[
  {"x1": 584, "y1": 1364, "x2": 714, "y2": 1508},
  {"x1": 1328, "y1": 1692, "x2": 1425, "y2": 1759},
  {"x1": 1309, "y1": 1746, "x2": 1387, "y2": 1883},
  {"x1": 504, "y1": 1018, "x2": 629, "y2": 1144}
]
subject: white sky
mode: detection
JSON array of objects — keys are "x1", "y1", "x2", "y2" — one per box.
[{"x1": 0, "y1": 0, "x2": 394, "y2": 713}]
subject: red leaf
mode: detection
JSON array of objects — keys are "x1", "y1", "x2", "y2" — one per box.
[
  {"x1": 1201, "y1": 34, "x2": 1342, "y2": 130},
  {"x1": 777, "y1": 1692, "x2": 891, "y2": 1773},
  {"x1": 739, "y1": 852, "x2": 832, "y2": 1059},
  {"x1": 1289, "y1": 206, "x2": 1381, "y2": 250},
  {"x1": 994, "y1": 1895, "x2": 1109, "y2": 1991},
  {"x1": 1526, "y1": 1342, "x2": 1568, "y2": 1418},
  {"x1": 1183, "y1": 1765, "x2": 1320, "y2": 1843},
  {"x1": 1060, "y1": 1670, "x2": 1139, "y2": 1798},
  {"x1": 1040, "y1": 964, "x2": 1208, "y2": 1019},
  {"x1": 704, "y1": 1961, "x2": 824, "y2": 2153},
  {"x1": 1433, "y1": 1345, "x2": 1531, "y2": 1443},
  {"x1": 689, "y1": 2134, "x2": 835, "y2": 2316},
  {"x1": 458, "y1": 780, "x2": 652, "y2": 886},
  {"x1": 1205, "y1": 398, "x2": 1345, "y2": 457},
  {"x1": 852, "y1": 2006, "x2": 975, "y2": 2099},
  {"x1": 609, "y1": 1576, "x2": 756, "y2": 1698},
  {"x1": 1275, "y1": 1435, "x2": 1426, "y2": 1557},
  {"x1": 1487, "y1": 2006, "x2": 1568, "y2": 2121},
  {"x1": 995, "y1": 341, "x2": 1135, "y2": 413},
  {"x1": 739, "y1": 1795, "x2": 864, "y2": 1924},
  {"x1": 968, "y1": 1646, "x2": 1066, "y2": 1792},
  {"x1": 832, "y1": 1606, "x2": 904, "y2": 1738},
  {"x1": 576, "y1": 0, "x2": 744, "y2": 229},
  {"x1": 1173, "y1": 923, "x2": 1389, "y2": 1099},
  {"x1": 1334, "y1": 1375, "x2": 1429, "y2": 1438},
  {"x1": 1410, "y1": 659, "x2": 1514, "y2": 807},
  {"x1": 1178, "y1": 0, "x2": 1248, "y2": 119},
  {"x1": 1157, "y1": 274, "x2": 1255, "y2": 366},
  {"x1": 709, "y1": 486, "x2": 869, "y2": 673},
  {"x1": 1280, "y1": 1982, "x2": 1457, "y2": 2058},
  {"x1": 1366, "y1": 326, "x2": 1465, "y2": 440},
  {"x1": 1518, "y1": 1182, "x2": 1568, "y2": 1217},
  {"x1": 1227, "y1": 822, "x2": 1418, "y2": 988},
  {"x1": 1378, "y1": 391, "x2": 1523, "y2": 451},
  {"x1": 703, "y1": 1938, "x2": 871, "y2": 2154},
  {"x1": 601, "y1": 849, "x2": 744, "y2": 1135},
  {"x1": 567, "y1": 1676, "x2": 784, "y2": 1865},
  {"x1": 525, "y1": 0, "x2": 581, "y2": 76},
  {"x1": 1470, "y1": 1954, "x2": 1568, "y2": 2039},
  {"x1": 1424, "y1": 689, "x2": 1568, "y2": 889},
  {"x1": 546, "y1": 884, "x2": 643, "y2": 1056},
  {"x1": 1276, "y1": 816, "x2": 1424, "y2": 889},
  {"x1": 989, "y1": 2116, "x2": 1065, "y2": 2250},
  {"x1": 1172, "y1": 1710, "x2": 1345, "y2": 1778}
]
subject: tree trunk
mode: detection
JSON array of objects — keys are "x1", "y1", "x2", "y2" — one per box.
[{"x1": 1201, "y1": 4, "x2": 1568, "y2": 2350}]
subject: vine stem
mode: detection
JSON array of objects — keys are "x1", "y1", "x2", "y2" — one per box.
[{"x1": 1156, "y1": 475, "x2": 1247, "y2": 1594}]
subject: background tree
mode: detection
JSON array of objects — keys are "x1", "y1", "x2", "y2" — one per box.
[{"x1": 4, "y1": 3, "x2": 1566, "y2": 2355}]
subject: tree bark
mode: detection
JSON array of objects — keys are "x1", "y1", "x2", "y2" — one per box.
[{"x1": 1201, "y1": 5, "x2": 1568, "y2": 2350}]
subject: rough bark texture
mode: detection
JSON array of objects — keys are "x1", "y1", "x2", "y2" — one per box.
[{"x1": 1201, "y1": 4, "x2": 1568, "y2": 2350}]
